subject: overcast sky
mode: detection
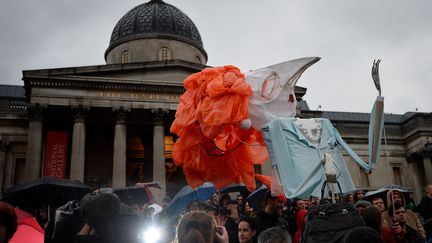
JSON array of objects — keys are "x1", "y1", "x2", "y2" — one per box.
[{"x1": 1, "y1": 0, "x2": 431, "y2": 114}]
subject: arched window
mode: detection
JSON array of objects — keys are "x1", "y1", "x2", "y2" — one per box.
[
  {"x1": 194, "y1": 55, "x2": 202, "y2": 64},
  {"x1": 121, "y1": 50, "x2": 130, "y2": 64},
  {"x1": 159, "y1": 47, "x2": 171, "y2": 61}
]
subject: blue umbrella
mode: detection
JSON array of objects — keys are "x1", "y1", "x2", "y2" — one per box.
[
  {"x1": 167, "y1": 182, "x2": 216, "y2": 215},
  {"x1": 246, "y1": 185, "x2": 268, "y2": 210}
]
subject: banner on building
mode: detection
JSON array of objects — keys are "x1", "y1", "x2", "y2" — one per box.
[{"x1": 43, "y1": 131, "x2": 68, "y2": 178}]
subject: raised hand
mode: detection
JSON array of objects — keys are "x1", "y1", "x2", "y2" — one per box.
[{"x1": 372, "y1": 59, "x2": 382, "y2": 96}]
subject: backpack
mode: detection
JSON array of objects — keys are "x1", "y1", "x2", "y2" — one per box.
[{"x1": 301, "y1": 201, "x2": 365, "y2": 243}]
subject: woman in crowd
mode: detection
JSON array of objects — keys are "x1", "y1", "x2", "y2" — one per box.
[
  {"x1": 175, "y1": 211, "x2": 229, "y2": 243},
  {"x1": 238, "y1": 217, "x2": 257, "y2": 243}
]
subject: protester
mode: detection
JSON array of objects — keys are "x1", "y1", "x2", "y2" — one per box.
[
  {"x1": 244, "y1": 202, "x2": 257, "y2": 218},
  {"x1": 36, "y1": 205, "x2": 50, "y2": 229},
  {"x1": 361, "y1": 206, "x2": 395, "y2": 242},
  {"x1": 187, "y1": 200, "x2": 200, "y2": 212},
  {"x1": 257, "y1": 226, "x2": 291, "y2": 243},
  {"x1": 388, "y1": 201, "x2": 424, "y2": 243},
  {"x1": 238, "y1": 217, "x2": 257, "y2": 243},
  {"x1": 220, "y1": 194, "x2": 232, "y2": 209},
  {"x1": 218, "y1": 200, "x2": 240, "y2": 243},
  {"x1": 212, "y1": 191, "x2": 222, "y2": 206},
  {"x1": 237, "y1": 195, "x2": 246, "y2": 213},
  {"x1": 154, "y1": 196, "x2": 172, "y2": 225},
  {"x1": 293, "y1": 209, "x2": 307, "y2": 243},
  {"x1": 371, "y1": 197, "x2": 386, "y2": 212},
  {"x1": 302, "y1": 198, "x2": 311, "y2": 210},
  {"x1": 354, "y1": 190, "x2": 365, "y2": 202},
  {"x1": 175, "y1": 211, "x2": 229, "y2": 243},
  {"x1": 344, "y1": 193, "x2": 354, "y2": 204},
  {"x1": 381, "y1": 189, "x2": 426, "y2": 239},
  {"x1": 309, "y1": 196, "x2": 319, "y2": 206},
  {"x1": 254, "y1": 191, "x2": 289, "y2": 233},
  {"x1": 418, "y1": 184, "x2": 432, "y2": 240},
  {"x1": 0, "y1": 202, "x2": 17, "y2": 243},
  {"x1": 76, "y1": 192, "x2": 140, "y2": 243},
  {"x1": 354, "y1": 200, "x2": 372, "y2": 215}
]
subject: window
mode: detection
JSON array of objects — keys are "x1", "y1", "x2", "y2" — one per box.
[
  {"x1": 14, "y1": 158, "x2": 26, "y2": 184},
  {"x1": 159, "y1": 47, "x2": 171, "y2": 61},
  {"x1": 121, "y1": 50, "x2": 130, "y2": 64},
  {"x1": 194, "y1": 55, "x2": 201, "y2": 64},
  {"x1": 393, "y1": 167, "x2": 402, "y2": 185}
]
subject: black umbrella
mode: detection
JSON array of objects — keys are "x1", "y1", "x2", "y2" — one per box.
[
  {"x1": 364, "y1": 184, "x2": 409, "y2": 206},
  {"x1": 3, "y1": 176, "x2": 91, "y2": 212},
  {"x1": 111, "y1": 186, "x2": 151, "y2": 205},
  {"x1": 220, "y1": 183, "x2": 250, "y2": 197}
]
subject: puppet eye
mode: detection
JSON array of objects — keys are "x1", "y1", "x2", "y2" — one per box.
[{"x1": 260, "y1": 72, "x2": 280, "y2": 100}]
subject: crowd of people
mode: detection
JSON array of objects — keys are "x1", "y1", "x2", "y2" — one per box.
[{"x1": 1, "y1": 184, "x2": 432, "y2": 243}]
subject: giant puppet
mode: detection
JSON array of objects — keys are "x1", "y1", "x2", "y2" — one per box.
[{"x1": 170, "y1": 57, "x2": 384, "y2": 199}]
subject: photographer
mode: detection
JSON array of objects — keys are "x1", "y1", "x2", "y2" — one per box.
[
  {"x1": 388, "y1": 202, "x2": 424, "y2": 243},
  {"x1": 214, "y1": 200, "x2": 240, "y2": 243}
]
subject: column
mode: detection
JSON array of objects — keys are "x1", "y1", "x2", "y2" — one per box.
[
  {"x1": 422, "y1": 148, "x2": 432, "y2": 185},
  {"x1": 112, "y1": 107, "x2": 128, "y2": 187},
  {"x1": 152, "y1": 109, "x2": 167, "y2": 191},
  {"x1": 409, "y1": 161, "x2": 423, "y2": 203},
  {"x1": 24, "y1": 104, "x2": 44, "y2": 181},
  {"x1": 3, "y1": 150, "x2": 14, "y2": 190},
  {"x1": 0, "y1": 142, "x2": 7, "y2": 191},
  {"x1": 70, "y1": 107, "x2": 87, "y2": 182}
]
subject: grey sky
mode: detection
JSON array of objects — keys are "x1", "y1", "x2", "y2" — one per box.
[{"x1": 1, "y1": 0, "x2": 431, "y2": 114}]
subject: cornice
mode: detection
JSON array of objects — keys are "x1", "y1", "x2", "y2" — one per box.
[
  {"x1": 22, "y1": 60, "x2": 206, "y2": 77},
  {"x1": 24, "y1": 75, "x2": 186, "y2": 94}
]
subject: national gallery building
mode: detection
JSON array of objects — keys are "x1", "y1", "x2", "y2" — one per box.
[{"x1": 0, "y1": 0, "x2": 431, "y2": 201}]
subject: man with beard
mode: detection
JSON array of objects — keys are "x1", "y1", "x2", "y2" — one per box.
[
  {"x1": 381, "y1": 190, "x2": 426, "y2": 239},
  {"x1": 388, "y1": 202, "x2": 424, "y2": 243},
  {"x1": 254, "y1": 191, "x2": 289, "y2": 233}
]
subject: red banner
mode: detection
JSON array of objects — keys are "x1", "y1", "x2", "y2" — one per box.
[{"x1": 43, "y1": 131, "x2": 68, "y2": 178}]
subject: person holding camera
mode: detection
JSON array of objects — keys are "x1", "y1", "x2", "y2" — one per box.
[
  {"x1": 175, "y1": 211, "x2": 229, "y2": 243},
  {"x1": 389, "y1": 202, "x2": 424, "y2": 243}
]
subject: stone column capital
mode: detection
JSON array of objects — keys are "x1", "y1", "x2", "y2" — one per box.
[
  {"x1": 151, "y1": 108, "x2": 169, "y2": 125},
  {"x1": 27, "y1": 104, "x2": 45, "y2": 122},
  {"x1": 114, "y1": 107, "x2": 130, "y2": 124},
  {"x1": 72, "y1": 106, "x2": 89, "y2": 123}
]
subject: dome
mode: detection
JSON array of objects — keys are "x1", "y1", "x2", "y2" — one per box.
[{"x1": 105, "y1": 0, "x2": 206, "y2": 60}]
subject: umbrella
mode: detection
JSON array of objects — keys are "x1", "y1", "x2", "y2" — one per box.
[
  {"x1": 167, "y1": 182, "x2": 216, "y2": 215},
  {"x1": 112, "y1": 182, "x2": 166, "y2": 205},
  {"x1": 10, "y1": 208, "x2": 44, "y2": 243},
  {"x1": 220, "y1": 183, "x2": 250, "y2": 197},
  {"x1": 3, "y1": 177, "x2": 91, "y2": 212},
  {"x1": 136, "y1": 182, "x2": 166, "y2": 205},
  {"x1": 112, "y1": 186, "x2": 150, "y2": 205},
  {"x1": 246, "y1": 185, "x2": 268, "y2": 210},
  {"x1": 364, "y1": 184, "x2": 408, "y2": 204}
]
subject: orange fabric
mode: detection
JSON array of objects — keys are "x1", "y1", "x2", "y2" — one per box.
[
  {"x1": 254, "y1": 174, "x2": 272, "y2": 189},
  {"x1": 171, "y1": 66, "x2": 269, "y2": 191}
]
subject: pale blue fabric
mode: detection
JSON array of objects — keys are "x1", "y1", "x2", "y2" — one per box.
[
  {"x1": 368, "y1": 97, "x2": 385, "y2": 168},
  {"x1": 262, "y1": 118, "x2": 376, "y2": 199}
]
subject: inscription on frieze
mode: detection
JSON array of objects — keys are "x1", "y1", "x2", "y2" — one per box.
[{"x1": 98, "y1": 91, "x2": 181, "y2": 101}]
